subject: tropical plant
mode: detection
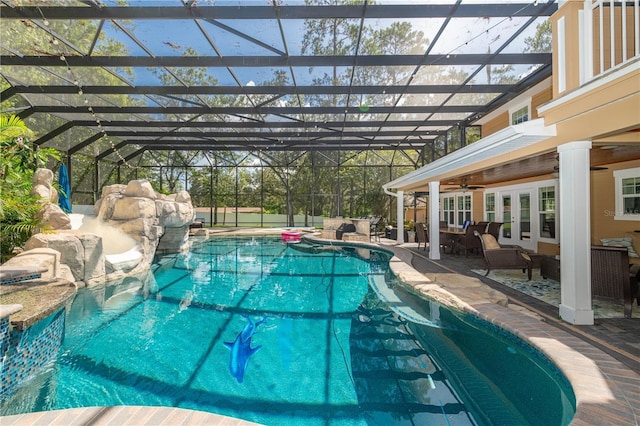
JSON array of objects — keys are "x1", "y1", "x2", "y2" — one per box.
[{"x1": 0, "y1": 114, "x2": 61, "y2": 261}]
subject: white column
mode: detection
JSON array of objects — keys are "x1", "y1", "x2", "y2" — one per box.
[
  {"x1": 396, "y1": 190, "x2": 404, "y2": 244},
  {"x1": 558, "y1": 141, "x2": 593, "y2": 325},
  {"x1": 428, "y1": 181, "x2": 441, "y2": 260}
]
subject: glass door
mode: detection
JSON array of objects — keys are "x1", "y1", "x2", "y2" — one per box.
[
  {"x1": 500, "y1": 191, "x2": 534, "y2": 250},
  {"x1": 519, "y1": 193, "x2": 531, "y2": 242},
  {"x1": 501, "y1": 194, "x2": 512, "y2": 239}
]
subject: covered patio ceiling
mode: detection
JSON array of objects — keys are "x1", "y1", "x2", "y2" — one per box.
[
  {"x1": 439, "y1": 142, "x2": 640, "y2": 191},
  {"x1": 0, "y1": 0, "x2": 558, "y2": 160}
]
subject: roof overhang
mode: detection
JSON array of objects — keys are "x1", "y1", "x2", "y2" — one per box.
[{"x1": 383, "y1": 118, "x2": 557, "y2": 191}]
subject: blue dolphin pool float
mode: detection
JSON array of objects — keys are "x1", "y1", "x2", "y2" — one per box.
[
  {"x1": 239, "y1": 315, "x2": 266, "y2": 342},
  {"x1": 224, "y1": 315, "x2": 266, "y2": 383}
]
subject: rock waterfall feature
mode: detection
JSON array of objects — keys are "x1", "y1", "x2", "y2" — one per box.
[{"x1": 20, "y1": 175, "x2": 195, "y2": 285}]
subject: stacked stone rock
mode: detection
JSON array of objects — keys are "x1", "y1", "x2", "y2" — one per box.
[
  {"x1": 21, "y1": 172, "x2": 195, "y2": 286},
  {"x1": 30, "y1": 168, "x2": 71, "y2": 231}
]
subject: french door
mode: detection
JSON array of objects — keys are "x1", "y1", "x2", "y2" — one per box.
[{"x1": 500, "y1": 190, "x2": 533, "y2": 250}]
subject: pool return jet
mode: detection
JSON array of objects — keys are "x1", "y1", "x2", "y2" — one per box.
[{"x1": 224, "y1": 315, "x2": 267, "y2": 383}]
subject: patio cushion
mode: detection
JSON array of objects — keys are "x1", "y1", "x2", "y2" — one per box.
[
  {"x1": 624, "y1": 232, "x2": 640, "y2": 257},
  {"x1": 601, "y1": 237, "x2": 639, "y2": 258},
  {"x1": 481, "y1": 233, "x2": 501, "y2": 250}
]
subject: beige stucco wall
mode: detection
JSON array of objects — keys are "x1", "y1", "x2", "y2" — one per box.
[
  {"x1": 552, "y1": 1, "x2": 583, "y2": 96},
  {"x1": 540, "y1": 71, "x2": 640, "y2": 139}
]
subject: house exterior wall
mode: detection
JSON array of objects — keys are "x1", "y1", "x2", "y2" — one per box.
[
  {"x1": 392, "y1": 1, "x2": 638, "y2": 265},
  {"x1": 540, "y1": 71, "x2": 639, "y2": 142},
  {"x1": 480, "y1": 87, "x2": 552, "y2": 138},
  {"x1": 481, "y1": 112, "x2": 509, "y2": 137},
  {"x1": 539, "y1": 1, "x2": 640, "y2": 250},
  {"x1": 551, "y1": 1, "x2": 583, "y2": 96},
  {"x1": 591, "y1": 159, "x2": 640, "y2": 244},
  {"x1": 531, "y1": 86, "x2": 552, "y2": 120},
  {"x1": 546, "y1": 0, "x2": 639, "y2": 132}
]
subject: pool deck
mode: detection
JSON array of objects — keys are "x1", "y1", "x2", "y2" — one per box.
[
  {"x1": 0, "y1": 406, "x2": 259, "y2": 425},
  {"x1": 2, "y1": 229, "x2": 639, "y2": 425}
]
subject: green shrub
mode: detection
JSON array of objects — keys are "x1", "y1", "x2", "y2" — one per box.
[{"x1": 0, "y1": 115, "x2": 60, "y2": 262}]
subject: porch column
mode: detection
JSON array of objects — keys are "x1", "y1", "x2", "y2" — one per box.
[
  {"x1": 428, "y1": 181, "x2": 441, "y2": 260},
  {"x1": 558, "y1": 141, "x2": 593, "y2": 325},
  {"x1": 396, "y1": 190, "x2": 405, "y2": 243}
]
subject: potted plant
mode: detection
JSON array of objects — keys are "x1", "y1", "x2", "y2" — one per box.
[{"x1": 405, "y1": 220, "x2": 416, "y2": 242}]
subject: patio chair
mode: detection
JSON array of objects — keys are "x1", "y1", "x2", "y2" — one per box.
[
  {"x1": 486, "y1": 222, "x2": 503, "y2": 240},
  {"x1": 591, "y1": 245, "x2": 640, "y2": 318},
  {"x1": 453, "y1": 224, "x2": 485, "y2": 256},
  {"x1": 336, "y1": 223, "x2": 356, "y2": 240},
  {"x1": 474, "y1": 230, "x2": 532, "y2": 280},
  {"x1": 439, "y1": 231, "x2": 456, "y2": 254},
  {"x1": 369, "y1": 217, "x2": 382, "y2": 241},
  {"x1": 476, "y1": 221, "x2": 490, "y2": 232},
  {"x1": 415, "y1": 222, "x2": 428, "y2": 250}
]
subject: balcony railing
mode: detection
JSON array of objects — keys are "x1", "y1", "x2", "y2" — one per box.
[{"x1": 583, "y1": 0, "x2": 640, "y2": 82}]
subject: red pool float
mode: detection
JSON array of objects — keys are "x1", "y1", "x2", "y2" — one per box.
[{"x1": 281, "y1": 231, "x2": 302, "y2": 243}]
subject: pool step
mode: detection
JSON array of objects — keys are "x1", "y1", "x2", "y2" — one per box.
[
  {"x1": 349, "y1": 308, "x2": 476, "y2": 424},
  {"x1": 410, "y1": 324, "x2": 529, "y2": 425}
]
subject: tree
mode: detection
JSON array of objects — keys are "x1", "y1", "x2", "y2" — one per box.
[
  {"x1": 525, "y1": 20, "x2": 552, "y2": 53},
  {"x1": 0, "y1": 115, "x2": 60, "y2": 261},
  {"x1": 0, "y1": 11, "x2": 138, "y2": 207}
]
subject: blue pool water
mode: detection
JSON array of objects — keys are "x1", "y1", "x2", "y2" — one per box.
[{"x1": 2, "y1": 236, "x2": 575, "y2": 425}]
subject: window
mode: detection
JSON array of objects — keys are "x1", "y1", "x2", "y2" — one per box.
[
  {"x1": 511, "y1": 105, "x2": 529, "y2": 125},
  {"x1": 457, "y1": 194, "x2": 472, "y2": 226},
  {"x1": 442, "y1": 196, "x2": 455, "y2": 226},
  {"x1": 539, "y1": 186, "x2": 556, "y2": 239},
  {"x1": 441, "y1": 194, "x2": 471, "y2": 228},
  {"x1": 485, "y1": 193, "x2": 496, "y2": 221},
  {"x1": 614, "y1": 168, "x2": 640, "y2": 221}
]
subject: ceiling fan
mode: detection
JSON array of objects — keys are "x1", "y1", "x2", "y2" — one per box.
[
  {"x1": 441, "y1": 178, "x2": 485, "y2": 192},
  {"x1": 458, "y1": 178, "x2": 484, "y2": 191}
]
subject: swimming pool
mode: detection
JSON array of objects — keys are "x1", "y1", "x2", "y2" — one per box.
[{"x1": 2, "y1": 236, "x2": 575, "y2": 425}]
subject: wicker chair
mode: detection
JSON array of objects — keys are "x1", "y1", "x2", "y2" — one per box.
[
  {"x1": 591, "y1": 245, "x2": 640, "y2": 318},
  {"x1": 415, "y1": 222, "x2": 428, "y2": 250},
  {"x1": 476, "y1": 221, "x2": 490, "y2": 232},
  {"x1": 486, "y1": 222, "x2": 503, "y2": 240},
  {"x1": 474, "y1": 231, "x2": 532, "y2": 280},
  {"x1": 453, "y1": 224, "x2": 485, "y2": 256}
]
